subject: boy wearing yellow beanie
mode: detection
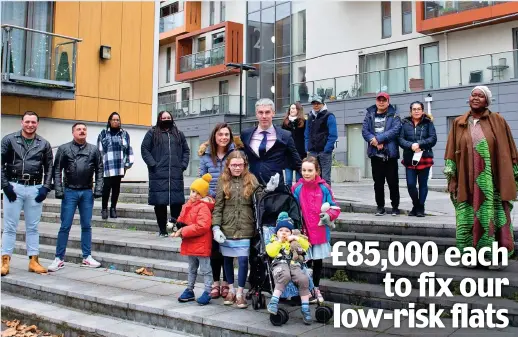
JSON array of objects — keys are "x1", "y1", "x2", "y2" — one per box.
[{"x1": 171, "y1": 173, "x2": 216, "y2": 305}]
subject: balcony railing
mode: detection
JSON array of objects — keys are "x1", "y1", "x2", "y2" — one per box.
[
  {"x1": 159, "y1": 11, "x2": 184, "y2": 33},
  {"x1": 292, "y1": 49, "x2": 518, "y2": 103},
  {"x1": 424, "y1": 1, "x2": 506, "y2": 20},
  {"x1": 179, "y1": 45, "x2": 225, "y2": 73},
  {"x1": 1, "y1": 24, "x2": 81, "y2": 92},
  {"x1": 158, "y1": 95, "x2": 242, "y2": 119}
]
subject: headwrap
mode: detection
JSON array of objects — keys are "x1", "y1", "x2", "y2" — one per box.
[{"x1": 471, "y1": 85, "x2": 492, "y2": 106}]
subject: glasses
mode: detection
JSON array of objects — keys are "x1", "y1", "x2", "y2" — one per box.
[
  {"x1": 411, "y1": 108, "x2": 423, "y2": 111},
  {"x1": 230, "y1": 164, "x2": 245, "y2": 169}
]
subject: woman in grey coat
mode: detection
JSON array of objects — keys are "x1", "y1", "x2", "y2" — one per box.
[{"x1": 141, "y1": 111, "x2": 190, "y2": 237}]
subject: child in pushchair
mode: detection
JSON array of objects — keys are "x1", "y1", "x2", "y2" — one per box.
[{"x1": 247, "y1": 186, "x2": 333, "y2": 326}]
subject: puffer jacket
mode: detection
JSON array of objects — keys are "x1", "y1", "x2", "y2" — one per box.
[
  {"x1": 398, "y1": 115, "x2": 437, "y2": 167},
  {"x1": 292, "y1": 176, "x2": 340, "y2": 245},
  {"x1": 53, "y1": 141, "x2": 103, "y2": 197},
  {"x1": 212, "y1": 176, "x2": 264, "y2": 240},
  {"x1": 1, "y1": 131, "x2": 54, "y2": 190},
  {"x1": 198, "y1": 142, "x2": 238, "y2": 198},
  {"x1": 361, "y1": 104, "x2": 401, "y2": 159},
  {"x1": 178, "y1": 197, "x2": 215, "y2": 257}
]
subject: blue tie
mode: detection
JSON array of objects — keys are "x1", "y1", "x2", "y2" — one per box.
[{"x1": 259, "y1": 131, "x2": 268, "y2": 157}]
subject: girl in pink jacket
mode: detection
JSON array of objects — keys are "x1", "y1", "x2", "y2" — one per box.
[{"x1": 292, "y1": 157, "x2": 340, "y2": 303}]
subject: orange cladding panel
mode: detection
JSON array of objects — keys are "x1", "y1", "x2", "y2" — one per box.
[
  {"x1": 98, "y1": 98, "x2": 121, "y2": 123},
  {"x1": 120, "y1": 101, "x2": 139, "y2": 125},
  {"x1": 139, "y1": 1, "x2": 155, "y2": 105},
  {"x1": 19, "y1": 98, "x2": 51, "y2": 118},
  {"x1": 75, "y1": 96, "x2": 99, "y2": 122},
  {"x1": 138, "y1": 103, "x2": 152, "y2": 126},
  {"x1": 99, "y1": 1, "x2": 123, "y2": 101},
  {"x1": 1, "y1": 96, "x2": 21, "y2": 115},
  {"x1": 51, "y1": 100, "x2": 77, "y2": 120},
  {"x1": 120, "y1": 2, "x2": 142, "y2": 103}
]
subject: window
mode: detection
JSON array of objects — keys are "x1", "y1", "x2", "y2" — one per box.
[
  {"x1": 220, "y1": 1, "x2": 226, "y2": 22},
  {"x1": 158, "y1": 90, "x2": 177, "y2": 114},
  {"x1": 184, "y1": 136, "x2": 200, "y2": 177},
  {"x1": 181, "y1": 87, "x2": 190, "y2": 109},
  {"x1": 210, "y1": 1, "x2": 215, "y2": 26},
  {"x1": 381, "y1": 1, "x2": 391, "y2": 38},
  {"x1": 447, "y1": 116, "x2": 459, "y2": 135},
  {"x1": 359, "y1": 48, "x2": 408, "y2": 94},
  {"x1": 513, "y1": 28, "x2": 518, "y2": 79},
  {"x1": 212, "y1": 32, "x2": 225, "y2": 47},
  {"x1": 421, "y1": 43, "x2": 439, "y2": 89},
  {"x1": 160, "y1": 2, "x2": 180, "y2": 18},
  {"x1": 219, "y1": 80, "x2": 229, "y2": 113},
  {"x1": 166, "y1": 47, "x2": 171, "y2": 83},
  {"x1": 198, "y1": 37, "x2": 206, "y2": 52},
  {"x1": 402, "y1": 1, "x2": 412, "y2": 35}
]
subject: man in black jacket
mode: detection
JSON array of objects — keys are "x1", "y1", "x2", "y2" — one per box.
[
  {"x1": 48, "y1": 122, "x2": 103, "y2": 272},
  {"x1": 1, "y1": 111, "x2": 53, "y2": 276}
]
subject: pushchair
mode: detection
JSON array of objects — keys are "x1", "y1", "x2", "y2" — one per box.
[{"x1": 247, "y1": 186, "x2": 333, "y2": 326}]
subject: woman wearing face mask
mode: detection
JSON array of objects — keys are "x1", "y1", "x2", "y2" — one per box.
[
  {"x1": 97, "y1": 112, "x2": 134, "y2": 220},
  {"x1": 398, "y1": 102, "x2": 437, "y2": 217},
  {"x1": 141, "y1": 111, "x2": 190, "y2": 237},
  {"x1": 444, "y1": 86, "x2": 517, "y2": 269},
  {"x1": 281, "y1": 102, "x2": 306, "y2": 186}
]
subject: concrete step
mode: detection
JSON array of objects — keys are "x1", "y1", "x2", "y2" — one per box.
[{"x1": 1, "y1": 293, "x2": 192, "y2": 337}]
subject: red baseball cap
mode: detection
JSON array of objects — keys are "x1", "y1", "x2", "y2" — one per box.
[{"x1": 376, "y1": 92, "x2": 390, "y2": 101}]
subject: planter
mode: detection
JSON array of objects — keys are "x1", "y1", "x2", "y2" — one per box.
[{"x1": 331, "y1": 166, "x2": 361, "y2": 183}]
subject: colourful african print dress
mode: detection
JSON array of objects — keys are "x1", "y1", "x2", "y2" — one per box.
[{"x1": 444, "y1": 116, "x2": 515, "y2": 259}]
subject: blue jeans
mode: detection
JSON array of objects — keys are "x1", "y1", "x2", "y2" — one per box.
[
  {"x1": 223, "y1": 256, "x2": 248, "y2": 288},
  {"x1": 56, "y1": 188, "x2": 94, "y2": 259},
  {"x1": 284, "y1": 168, "x2": 302, "y2": 186},
  {"x1": 405, "y1": 167, "x2": 430, "y2": 208},
  {"x1": 309, "y1": 151, "x2": 333, "y2": 186},
  {"x1": 2, "y1": 183, "x2": 44, "y2": 256}
]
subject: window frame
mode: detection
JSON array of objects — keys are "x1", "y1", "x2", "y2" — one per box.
[
  {"x1": 381, "y1": 1, "x2": 392, "y2": 39},
  {"x1": 401, "y1": 1, "x2": 412, "y2": 35},
  {"x1": 220, "y1": 1, "x2": 226, "y2": 22},
  {"x1": 166, "y1": 47, "x2": 171, "y2": 83}
]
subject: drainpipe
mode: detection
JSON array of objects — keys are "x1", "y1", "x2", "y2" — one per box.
[
  {"x1": 444, "y1": 32, "x2": 448, "y2": 87},
  {"x1": 425, "y1": 94, "x2": 433, "y2": 179}
]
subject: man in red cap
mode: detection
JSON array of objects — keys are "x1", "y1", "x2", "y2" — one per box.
[{"x1": 361, "y1": 92, "x2": 401, "y2": 216}]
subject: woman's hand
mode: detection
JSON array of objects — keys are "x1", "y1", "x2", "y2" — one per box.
[{"x1": 411, "y1": 143, "x2": 420, "y2": 152}]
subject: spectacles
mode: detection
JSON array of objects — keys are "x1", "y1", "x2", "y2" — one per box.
[
  {"x1": 230, "y1": 164, "x2": 245, "y2": 169},
  {"x1": 411, "y1": 108, "x2": 423, "y2": 111}
]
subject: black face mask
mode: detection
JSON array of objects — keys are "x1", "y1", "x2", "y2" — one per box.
[{"x1": 160, "y1": 120, "x2": 173, "y2": 129}]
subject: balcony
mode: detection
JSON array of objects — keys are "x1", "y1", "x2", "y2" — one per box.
[
  {"x1": 1, "y1": 24, "x2": 81, "y2": 100},
  {"x1": 175, "y1": 21, "x2": 243, "y2": 82},
  {"x1": 292, "y1": 49, "x2": 518, "y2": 103},
  {"x1": 159, "y1": 1, "x2": 201, "y2": 46},
  {"x1": 417, "y1": 1, "x2": 518, "y2": 34},
  {"x1": 157, "y1": 95, "x2": 242, "y2": 119}
]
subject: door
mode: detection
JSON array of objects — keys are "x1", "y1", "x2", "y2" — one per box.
[
  {"x1": 421, "y1": 43, "x2": 440, "y2": 89},
  {"x1": 219, "y1": 80, "x2": 229, "y2": 114},
  {"x1": 347, "y1": 124, "x2": 370, "y2": 178}
]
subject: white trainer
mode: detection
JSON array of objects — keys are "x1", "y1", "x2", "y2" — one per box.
[
  {"x1": 48, "y1": 257, "x2": 65, "y2": 272},
  {"x1": 81, "y1": 255, "x2": 101, "y2": 268}
]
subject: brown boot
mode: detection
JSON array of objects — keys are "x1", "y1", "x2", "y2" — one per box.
[
  {"x1": 1, "y1": 255, "x2": 10, "y2": 276},
  {"x1": 28, "y1": 256, "x2": 47, "y2": 274}
]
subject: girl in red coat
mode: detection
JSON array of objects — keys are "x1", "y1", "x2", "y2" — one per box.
[{"x1": 172, "y1": 173, "x2": 215, "y2": 305}]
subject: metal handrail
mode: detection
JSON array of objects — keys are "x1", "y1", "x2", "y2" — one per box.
[
  {"x1": 1, "y1": 24, "x2": 83, "y2": 41},
  {"x1": 179, "y1": 45, "x2": 225, "y2": 61}
]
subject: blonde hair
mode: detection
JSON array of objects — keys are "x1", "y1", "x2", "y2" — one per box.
[{"x1": 220, "y1": 151, "x2": 258, "y2": 199}]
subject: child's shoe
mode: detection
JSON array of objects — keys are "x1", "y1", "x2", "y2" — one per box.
[
  {"x1": 313, "y1": 288, "x2": 324, "y2": 303},
  {"x1": 301, "y1": 304, "x2": 312, "y2": 325},
  {"x1": 178, "y1": 288, "x2": 195, "y2": 302},
  {"x1": 197, "y1": 291, "x2": 211, "y2": 305},
  {"x1": 236, "y1": 294, "x2": 248, "y2": 308},
  {"x1": 267, "y1": 296, "x2": 279, "y2": 315},
  {"x1": 223, "y1": 291, "x2": 236, "y2": 305}
]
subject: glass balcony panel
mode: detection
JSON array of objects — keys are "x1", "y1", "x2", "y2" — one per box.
[
  {"x1": 292, "y1": 81, "x2": 313, "y2": 103},
  {"x1": 313, "y1": 79, "x2": 334, "y2": 100},
  {"x1": 424, "y1": 1, "x2": 492, "y2": 19},
  {"x1": 159, "y1": 11, "x2": 184, "y2": 33},
  {"x1": 157, "y1": 95, "x2": 243, "y2": 119},
  {"x1": 490, "y1": 51, "x2": 514, "y2": 82},
  {"x1": 335, "y1": 75, "x2": 359, "y2": 99},
  {"x1": 179, "y1": 45, "x2": 225, "y2": 73}
]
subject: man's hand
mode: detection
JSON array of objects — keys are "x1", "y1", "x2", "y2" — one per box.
[
  {"x1": 411, "y1": 143, "x2": 420, "y2": 152},
  {"x1": 34, "y1": 186, "x2": 50, "y2": 203},
  {"x1": 3, "y1": 184, "x2": 17, "y2": 202},
  {"x1": 370, "y1": 137, "x2": 378, "y2": 147},
  {"x1": 55, "y1": 191, "x2": 64, "y2": 200}
]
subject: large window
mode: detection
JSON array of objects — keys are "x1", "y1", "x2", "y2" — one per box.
[
  {"x1": 166, "y1": 47, "x2": 171, "y2": 83},
  {"x1": 402, "y1": 1, "x2": 412, "y2": 35},
  {"x1": 381, "y1": 1, "x2": 391, "y2": 38},
  {"x1": 359, "y1": 48, "x2": 408, "y2": 94},
  {"x1": 1, "y1": 1, "x2": 54, "y2": 79},
  {"x1": 210, "y1": 1, "x2": 215, "y2": 26},
  {"x1": 421, "y1": 43, "x2": 440, "y2": 89},
  {"x1": 246, "y1": 2, "x2": 306, "y2": 113},
  {"x1": 220, "y1": 1, "x2": 226, "y2": 22}
]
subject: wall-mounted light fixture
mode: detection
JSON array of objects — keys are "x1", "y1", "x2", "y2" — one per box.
[{"x1": 100, "y1": 45, "x2": 111, "y2": 60}]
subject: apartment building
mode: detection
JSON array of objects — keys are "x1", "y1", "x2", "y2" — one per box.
[
  {"x1": 160, "y1": 1, "x2": 518, "y2": 179},
  {"x1": 1, "y1": 1, "x2": 156, "y2": 181}
]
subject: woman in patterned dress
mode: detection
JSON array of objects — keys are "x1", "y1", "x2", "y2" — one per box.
[{"x1": 444, "y1": 86, "x2": 517, "y2": 269}]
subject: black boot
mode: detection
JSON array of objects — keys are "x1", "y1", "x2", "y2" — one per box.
[
  {"x1": 416, "y1": 205, "x2": 425, "y2": 217},
  {"x1": 110, "y1": 207, "x2": 117, "y2": 218},
  {"x1": 408, "y1": 207, "x2": 417, "y2": 216},
  {"x1": 101, "y1": 209, "x2": 108, "y2": 220}
]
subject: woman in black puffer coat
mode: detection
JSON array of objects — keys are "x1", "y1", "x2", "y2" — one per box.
[
  {"x1": 398, "y1": 101, "x2": 437, "y2": 217},
  {"x1": 281, "y1": 102, "x2": 306, "y2": 186},
  {"x1": 141, "y1": 111, "x2": 190, "y2": 236}
]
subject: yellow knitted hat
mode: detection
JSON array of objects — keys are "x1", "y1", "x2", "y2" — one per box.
[{"x1": 190, "y1": 173, "x2": 212, "y2": 197}]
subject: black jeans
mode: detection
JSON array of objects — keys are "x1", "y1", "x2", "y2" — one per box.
[
  {"x1": 211, "y1": 240, "x2": 227, "y2": 283},
  {"x1": 370, "y1": 157, "x2": 400, "y2": 209},
  {"x1": 405, "y1": 167, "x2": 430, "y2": 209},
  {"x1": 154, "y1": 203, "x2": 183, "y2": 235},
  {"x1": 102, "y1": 176, "x2": 122, "y2": 209}
]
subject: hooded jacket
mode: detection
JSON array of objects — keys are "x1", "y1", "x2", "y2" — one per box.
[
  {"x1": 361, "y1": 104, "x2": 401, "y2": 159},
  {"x1": 178, "y1": 197, "x2": 215, "y2": 257},
  {"x1": 292, "y1": 176, "x2": 340, "y2": 245},
  {"x1": 399, "y1": 115, "x2": 437, "y2": 167}
]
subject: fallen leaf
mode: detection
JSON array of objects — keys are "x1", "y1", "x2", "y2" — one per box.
[{"x1": 1, "y1": 327, "x2": 17, "y2": 337}]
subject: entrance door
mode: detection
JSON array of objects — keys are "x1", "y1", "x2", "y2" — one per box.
[{"x1": 347, "y1": 124, "x2": 370, "y2": 178}]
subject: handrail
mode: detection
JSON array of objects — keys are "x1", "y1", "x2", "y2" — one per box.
[
  {"x1": 179, "y1": 45, "x2": 225, "y2": 59},
  {"x1": 1, "y1": 24, "x2": 83, "y2": 42}
]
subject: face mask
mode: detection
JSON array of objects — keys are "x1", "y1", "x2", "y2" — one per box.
[{"x1": 160, "y1": 120, "x2": 173, "y2": 129}]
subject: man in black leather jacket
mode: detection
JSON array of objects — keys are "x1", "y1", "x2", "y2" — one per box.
[
  {"x1": 48, "y1": 122, "x2": 103, "y2": 272},
  {"x1": 1, "y1": 111, "x2": 53, "y2": 276}
]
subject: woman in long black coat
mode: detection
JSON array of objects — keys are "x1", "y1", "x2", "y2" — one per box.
[{"x1": 141, "y1": 111, "x2": 190, "y2": 237}]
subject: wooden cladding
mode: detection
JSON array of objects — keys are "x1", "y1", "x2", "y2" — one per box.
[
  {"x1": 175, "y1": 21, "x2": 243, "y2": 82},
  {"x1": 159, "y1": 1, "x2": 201, "y2": 46},
  {"x1": 417, "y1": 1, "x2": 518, "y2": 34}
]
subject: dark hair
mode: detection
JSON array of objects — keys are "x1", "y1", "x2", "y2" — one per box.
[
  {"x1": 409, "y1": 101, "x2": 424, "y2": 111},
  {"x1": 106, "y1": 112, "x2": 121, "y2": 129},
  {"x1": 282, "y1": 102, "x2": 305, "y2": 128},
  {"x1": 72, "y1": 122, "x2": 87, "y2": 131},
  {"x1": 209, "y1": 123, "x2": 234, "y2": 165},
  {"x1": 22, "y1": 111, "x2": 39, "y2": 121},
  {"x1": 153, "y1": 111, "x2": 180, "y2": 145}
]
